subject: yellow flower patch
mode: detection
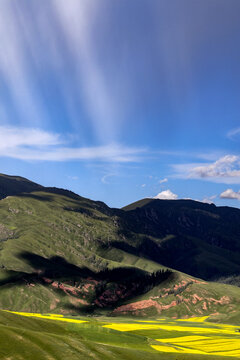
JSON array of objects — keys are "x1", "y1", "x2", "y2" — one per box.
[
  {"x1": 3, "y1": 310, "x2": 87, "y2": 324},
  {"x1": 154, "y1": 335, "x2": 240, "y2": 357},
  {"x1": 155, "y1": 324, "x2": 238, "y2": 335},
  {"x1": 151, "y1": 344, "x2": 206, "y2": 354},
  {"x1": 176, "y1": 316, "x2": 209, "y2": 322},
  {"x1": 103, "y1": 323, "x2": 162, "y2": 331}
]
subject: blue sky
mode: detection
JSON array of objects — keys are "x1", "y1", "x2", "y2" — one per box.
[{"x1": 0, "y1": 0, "x2": 240, "y2": 208}]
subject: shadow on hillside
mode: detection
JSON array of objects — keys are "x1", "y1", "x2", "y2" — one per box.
[
  {"x1": 0, "y1": 251, "x2": 173, "y2": 314},
  {"x1": 63, "y1": 206, "x2": 109, "y2": 221},
  {"x1": 106, "y1": 237, "x2": 198, "y2": 268},
  {"x1": 5, "y1": 184, "x2": 113, "y2": 219},
  {"x1": 106, "y1": 238, "x2": 224, "y2": 280},
  {"x1": 0, "y1": 175, "x2": 83, "y2": 201}
]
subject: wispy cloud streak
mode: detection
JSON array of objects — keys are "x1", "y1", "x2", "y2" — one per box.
[
  {"x1": 53, "y1": 0, "x2": 122, "y2": 141},
  {"x1": 0, "y1": 0, "x2": 126, "y2": 141},
  {"x1": 0, "y1": 126, "x2": 145, "y2": 162},
  {"x1": 227, "y1": 127, "x2": 240, "y2": 140}
]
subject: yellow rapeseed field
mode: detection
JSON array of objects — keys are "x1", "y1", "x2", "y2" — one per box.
[
  {"x1": 176, "y1": 316, "x2": 209, "y2": 322},
  {"x1": 103, "y1": 316, "x2": 240, "y2": 357},
  {"x1": 151, "y1": 344, "x2": 207, "y2": 354},
  {"x1": 152, "y1": 324, "x2": 238, "y2": 335},
  {"x1": 102, "y1": 323, "x2": 162, "y2": 331},
  {"x1": 154, "y1": 335, "x2": 240, "y2": 357},
  {"x1": 3, "y1": 310, "x2": 87, "y2": 324}
]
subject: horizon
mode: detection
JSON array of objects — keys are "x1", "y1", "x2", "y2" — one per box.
[
  {"x1": 2, "y1": 171, "x2": 240, "y2": 211},
  {"x1": 0, "y1": 0, "x2": 240, "y2": 208}
]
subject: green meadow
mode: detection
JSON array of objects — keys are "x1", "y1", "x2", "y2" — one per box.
[{"x1": 1, "y1": 310, "x2": 240, "y2": 360}]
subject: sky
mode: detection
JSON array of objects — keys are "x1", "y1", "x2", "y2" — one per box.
[{"x1": 0, "y1": 0, "x2": 240, "y2": 208}]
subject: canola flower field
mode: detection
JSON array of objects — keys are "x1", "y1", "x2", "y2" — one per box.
[
  {"x1": 1, "y1": 311, "x2": 240, "y2": 359},
  {"x1": 103, "y1": 316, "x2": 240, "y2": 357}
]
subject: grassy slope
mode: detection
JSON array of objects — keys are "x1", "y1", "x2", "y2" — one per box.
[
  {"x1": 0, "y1": 191, "x2": 171, "y2": 313},
  {"x1": 0, "y1": 189, "x2": 239, "y2": 321},
  {"x1": 0, "y1": 311, "x2": 239, "y2": 360},
  {"x1": 0, "y1": 191, "x2": 116, "y2": 272},
  {"x1": 0, "y1": 190, "x2": 167, "y2": 275}
]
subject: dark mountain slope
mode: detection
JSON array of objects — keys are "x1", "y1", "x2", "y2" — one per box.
[
  {"x1": 0, "y1": 173, "x2": 96, "y2": 202},
  {"x1": 0, "y1": 173, "x2": 43, "y2": 199},
  {"x1": 120, "y1": 198, "x2": 240, "y2": 280}
]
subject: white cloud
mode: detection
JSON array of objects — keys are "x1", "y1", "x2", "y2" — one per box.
[
  {"x1": 227, "y1": 127, "x2": 240, "y2": 140},
  {"x1": 0, "y1": 125, "x2": 145, "y2": 163},
  {"x1": 173, "y1": 155, "x2": 240, "y2": 184},
  {"x1": 201, "y1": 195, "x2": 216, "y2": 204},
  {"x1": 141, "y1": 184, "x2": 146, "y2": 187},
  {"x1": 154, "y1": 189, "x2": 178, "y2": 200},
  {"x1": 220, "y1": 189, "x2": 240, "y2": 200},
  {"x1": 189, "y1": 155, "x2": 240, "y2": 178},
  {"x1": 159, "y1": 177, "x2": 168, "y2": 184},
  {"x1": 0, "y1": 126, "x2": 60, "y2": 149}
]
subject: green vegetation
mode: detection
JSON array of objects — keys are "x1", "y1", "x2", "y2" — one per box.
[
  {"x1": 0, "y1": 311, "x2": 240, "y2": 360},
  {"x1": 0, "y1": 173, "x2": 239, "y2": 324}
]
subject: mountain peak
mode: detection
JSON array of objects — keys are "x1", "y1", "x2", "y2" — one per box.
[{"x1": 0, "y1": 173, "x2": 42, "y2": 199}]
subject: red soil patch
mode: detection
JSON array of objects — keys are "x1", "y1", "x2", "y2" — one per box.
[
  {"x1": 162, "y1": 300, "x2": 177, "y2": 310},
  {"x1": 186, "y1": 277, "x2": 207, "y2": 284},
  {"x1": 42, "y1": 277, "x2": 52, "y2": 284},
  {"x1": 192, "y1": 294, "x2": 203, "y2": 304},
  {"x1": 202, "y1": 301, "x2": 208, "y2": 310},
  {"x1": 113, "y1": 299, "x2": 162, "y2": 314},
  {"x1": 208, "y1": 296, "x2": 230, "y2": 305},
  {"x1": 210, "y1": 312, "x2": 220, "y2": 316},
  {"x1": 70, "y1": 297, "x2": 89, "y2": 306},
  {"x1": 113, "y1": 298, "x2": 179, "y2": 315}
]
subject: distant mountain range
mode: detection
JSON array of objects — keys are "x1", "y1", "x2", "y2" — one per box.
[{"x1": 0, "y1": 173, "x2": 239, "y2": 321}]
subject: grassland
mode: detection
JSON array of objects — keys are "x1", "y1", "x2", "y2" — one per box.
[{"x1": 0, "y1": 311, "x2": 240, "y2": 360}]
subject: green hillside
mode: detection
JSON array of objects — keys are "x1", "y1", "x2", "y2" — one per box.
[{"x1": 0, "y1": 174, "x2": 240, "y2": 321}]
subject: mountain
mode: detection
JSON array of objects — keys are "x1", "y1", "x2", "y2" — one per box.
[
  {"x1": 0, "y1": 173, "x2": 43, "y2": 199},
  {"x1": 0, "y1": 173, "x2": 86, "y2": 200},
  {"x1": 0, "y1": 173, "x2": 240, "y2": 321},
  {"x1": 121, "y1": 198, "x2": 240, "y2": 280}
]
